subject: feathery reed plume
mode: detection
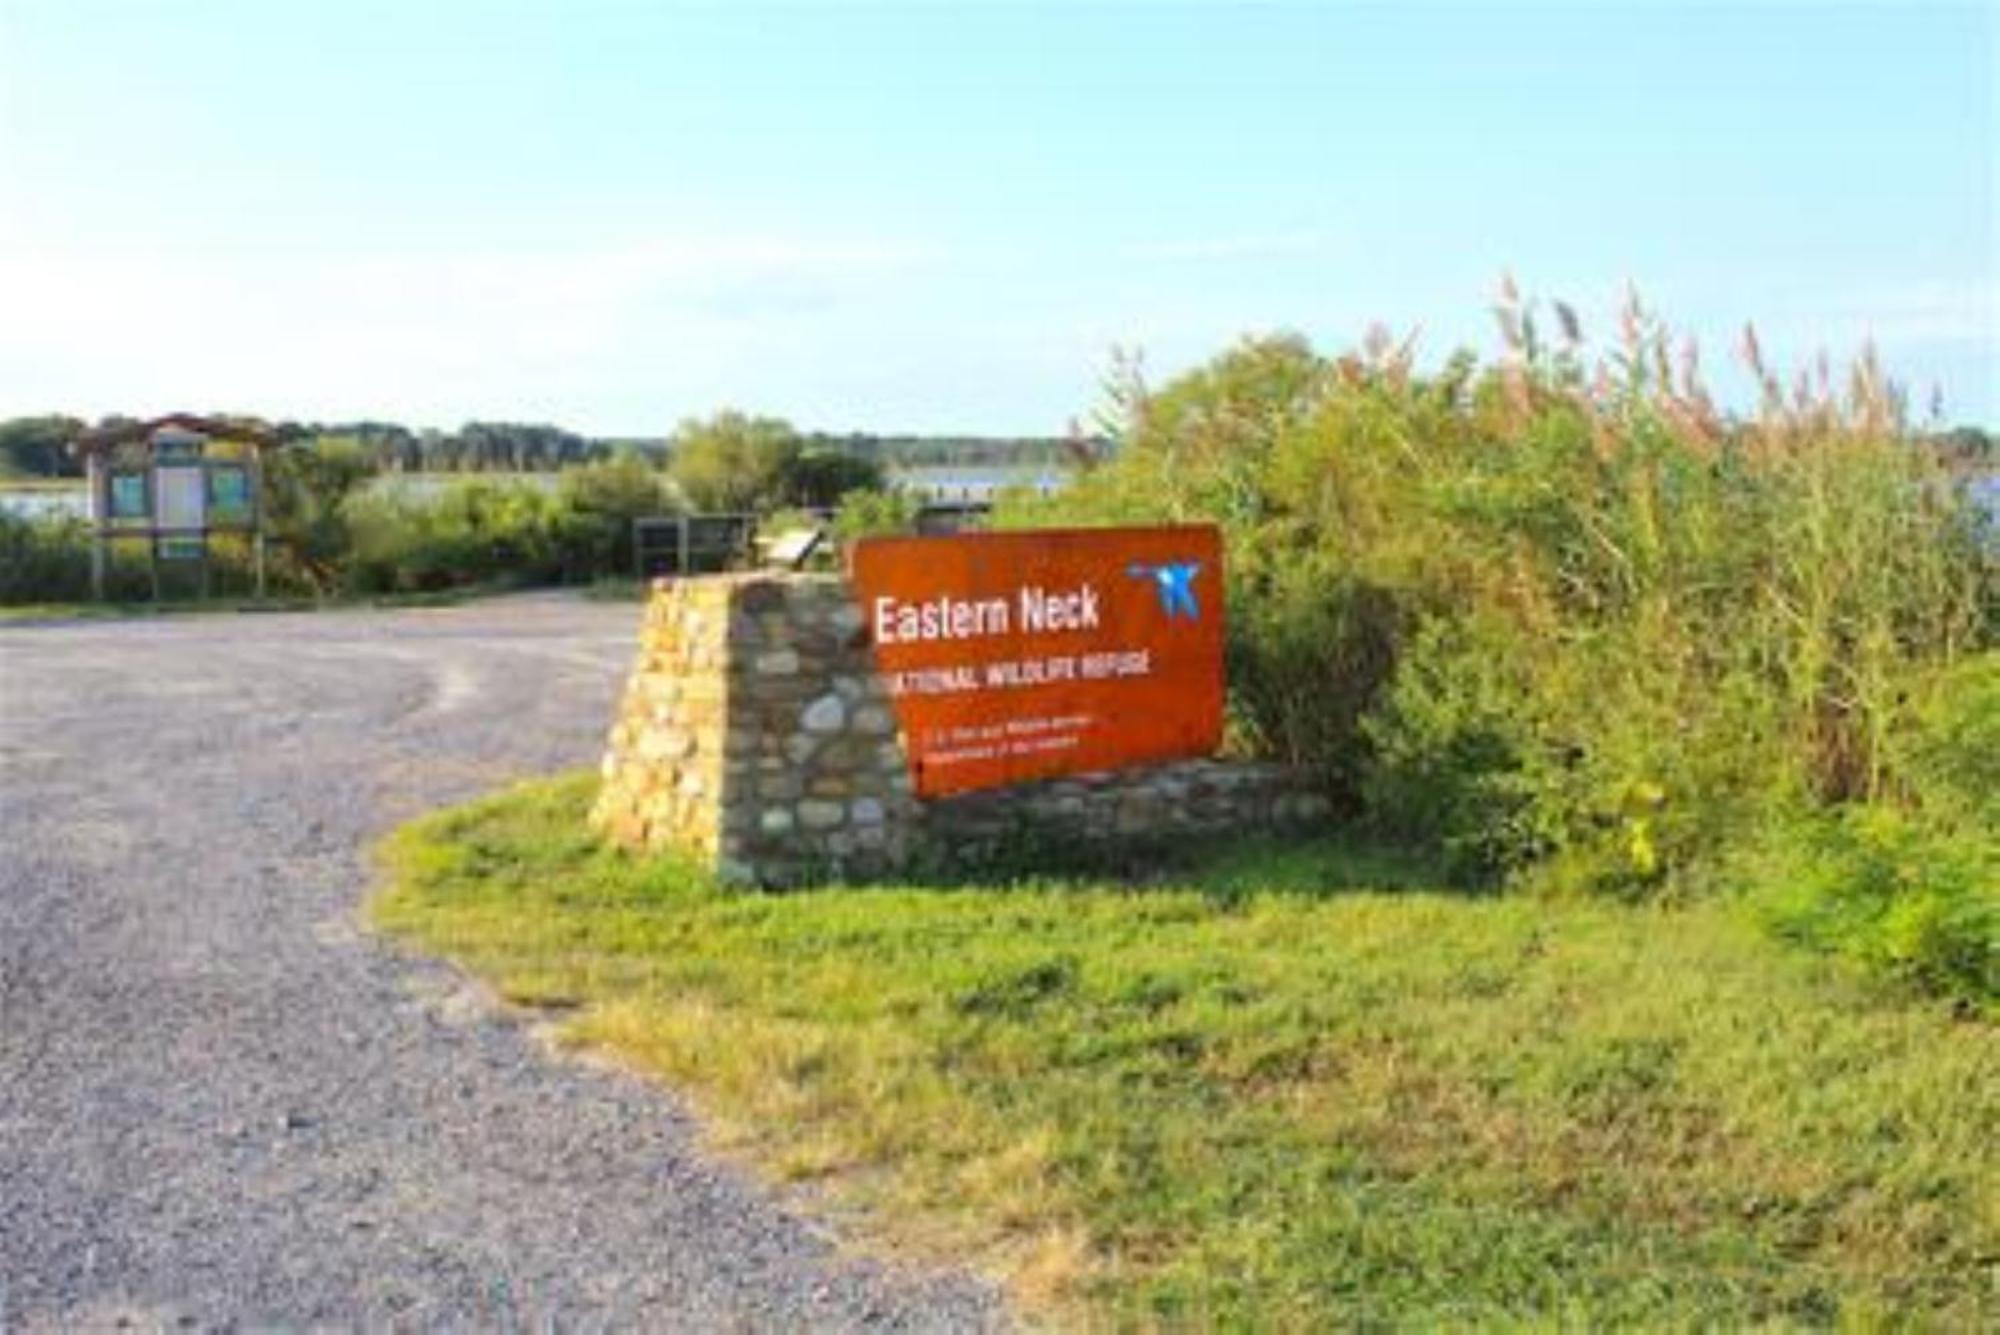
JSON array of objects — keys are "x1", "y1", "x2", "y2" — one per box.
[
  {"x1": 1502, "y1": 361, "x2": 1534, "y2": 419},
  {"x1": 1677, "y1": 334, "x2": 1701, "y2": 401},
  {"x1": 1848, "y1": 339, "x2": 1892, "y2": 431},
  {"x1": 1098, "y1": 345, "x2": 1150, "y2": 440},
  {"x1": 1363, "y1": 322, "x2": 1392, "y2": 364},
  {"x1": 1738, "y1": 322, "x2": 1766, "y2": 380},
  {"x1": 1554, "y1": 299, "x2": 1583, "y2": 346},
  {"x1": 1739, "y1": 321, "x2": 1784, "y2": 416},
  {"x1": 1390, "y1": 326, "x2": 1421, "y2": 385},
  {"x1": 1493, "y1": 304, "x2": 1524, "y2": 355},
  {"x1": 1362, "y1": 324, "x2": 1420, "y2": 390},
  {"x1": 1661, "y1": 395, "x2": 1711, "y2": 451}
]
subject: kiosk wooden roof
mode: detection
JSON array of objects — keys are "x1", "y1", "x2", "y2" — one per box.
[{"x1": 73, "y1": 413, "x2": 281, "y2": 458}]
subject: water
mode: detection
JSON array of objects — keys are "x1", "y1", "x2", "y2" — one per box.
[
  {"x1": 887, "y1": 466, "x2": 1071, "y2": 503},
  {"x1": 367, "y1": 467, "x2": 1073, "y2": 505},
  {"x1": 1970, "y1": 472, "x2": 1999, "y2": 524},
  {"x1": 0, "y1": 466, "x2": 1075, "y2": 521},
  {"x1": 0, "y1": 488, "x2": 88, "y2": 520},
  {"x1": 363, "y1": 472, "x2": 562, "y2": 499},
  {"x1": 11, "y1": 467, "x2": 1976, "y2": 522}
]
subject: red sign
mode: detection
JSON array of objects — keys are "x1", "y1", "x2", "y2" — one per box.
[{"x1": 848, "y1": 525, "x2": 1224, "y2": 796}]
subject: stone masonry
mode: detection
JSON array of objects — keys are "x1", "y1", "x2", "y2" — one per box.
[
  {"x1": 592, "y1": 573, "x2": 1330, "y2": 886},
  {"x1": 591, "y1": 573, "x2": 917, "y2": 885}
]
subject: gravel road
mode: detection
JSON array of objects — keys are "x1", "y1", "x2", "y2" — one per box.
[{"x1": 0, "y1": 594, "x2": 1000, "y2": 1331}]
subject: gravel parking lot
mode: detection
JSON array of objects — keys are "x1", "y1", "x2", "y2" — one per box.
[{"x1": 0, "y1": 594, "x2": 998, "y2": 1330}]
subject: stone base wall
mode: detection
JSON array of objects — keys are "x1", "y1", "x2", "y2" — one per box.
[
  {"x1": 924, "y1": 759, "x2": 1329, "y2": 868},
  {"x1": 593, "y1": 574, "x2": 1329, "y2": 886}
]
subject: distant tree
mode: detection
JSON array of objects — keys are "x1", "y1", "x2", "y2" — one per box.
[
  {"x1": 263, "y1": 438, "x2": 375, "y2": 592},
  {"x1": 443, "y1": 421, "x2": 596, "y2": 473},
  {"x1": 598, "y1": 437, "x2": 672, "y2": 467},
  {"x1": 777, "y1": 450, "x2": 886, "y2": 508},
  {"x1": 0, "y1": 416, "x2": 85, "y2": 477},
  {"x1": 1933, "y1": 425, "x2": 1994, "y2": 468},
  {"x1": 556, "y1": 451, "x2": 676, "y2": 574},
  {"x1": 830, "y1": 487, "x2": 920, "y2": 541},
  {"x1": 669, "y1": 411, "x2": 802, "y2": 512}
]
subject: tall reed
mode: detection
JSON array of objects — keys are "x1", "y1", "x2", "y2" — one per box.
[{"x1": 1008, "y1": 290, "x2": 1994, "y2": 898}]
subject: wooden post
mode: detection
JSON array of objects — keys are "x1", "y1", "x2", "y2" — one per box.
[
  {"x1": 85, "y1": 451, "x2": 106, "y2": 601},
  {"x1": 250, "y1": 445, "x2": 267, "y2": 599}
]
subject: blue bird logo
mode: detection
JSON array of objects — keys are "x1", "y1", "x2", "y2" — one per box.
[{"x1": 1127, "y1": 560, "x2": 1202, "y2": 619}]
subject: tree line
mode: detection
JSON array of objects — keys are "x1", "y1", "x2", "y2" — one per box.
[
  {"x1": 0, "y1": 407, "x2": 1081, "y2": 605},
  {"x1": 0, "y1": 413, "x2": 1102, "y2": 481}
]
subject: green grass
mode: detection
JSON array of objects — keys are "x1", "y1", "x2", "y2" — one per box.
[
  {"x1": 0, "y1": 587, "x2": 490, "y2": 624},
  {"x1": 0, "y1": 601, "x2": 154, "y2": 623},
  {"x1": 0, "y1": 598, "x2": 306, "y2": 623},
  {"x1": 372, "y1": 772, "x2": 1999, "y2": 1327},
  {"x1": 0, "y1": 477, "x2": 87, "y2": 491}
]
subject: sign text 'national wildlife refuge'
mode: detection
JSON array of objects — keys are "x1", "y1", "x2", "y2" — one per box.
[{"x1": 847, "y1": 525, "x2": 1224, "y2": 796}]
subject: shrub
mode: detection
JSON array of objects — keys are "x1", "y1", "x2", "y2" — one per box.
[
  {"x1": 0, "y1": 511, "x2": 93, "y2": 603},
  {"x1": 1358, "y1": 614, "x2": 1557, "y2": 884},
  {"x1": 668, "y1": 411, "x2": 801, "y2": 512},
  {"x1": 669, "y1": 411, "x2": 888, "y2": 515},
  {"x1": 0, "y1": 447, "x2": 675, "y2": 603},
  {"x1": 0, "y1": 514, "x2": 298, "y2": 604},
  {"x1": 1744, "y1": 654, "x2": 2000, "y2": 1011},
  {"x1": 1001, "y1": 293, "x2": 1995, "y2": 989},
  {"x1": 1747, "y1": 804, "x2": 1996, "y2": 1011},
  {"x1": 340, "y1": 479, "x2": 571, "y2": 593},
  {"x1": 1897, "y1": 652, "x2": 2000, "y2": 827},
  {"x1": 263, "y1": 438, "x2": 374, "y2": 593},
  {"x1": 780, "y1": 451, "x2": 886, "y2": 509},
  {"x1": 555, "y1": 453, "x2": 675, "y2": 576},
  {"x1": 830, "y1": 487, "x2": 922, "y2": 542}
]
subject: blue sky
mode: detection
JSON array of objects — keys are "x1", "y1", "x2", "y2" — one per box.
[{"x1": 1, "y1": 1, "x2": 1991, "y2": 434}]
